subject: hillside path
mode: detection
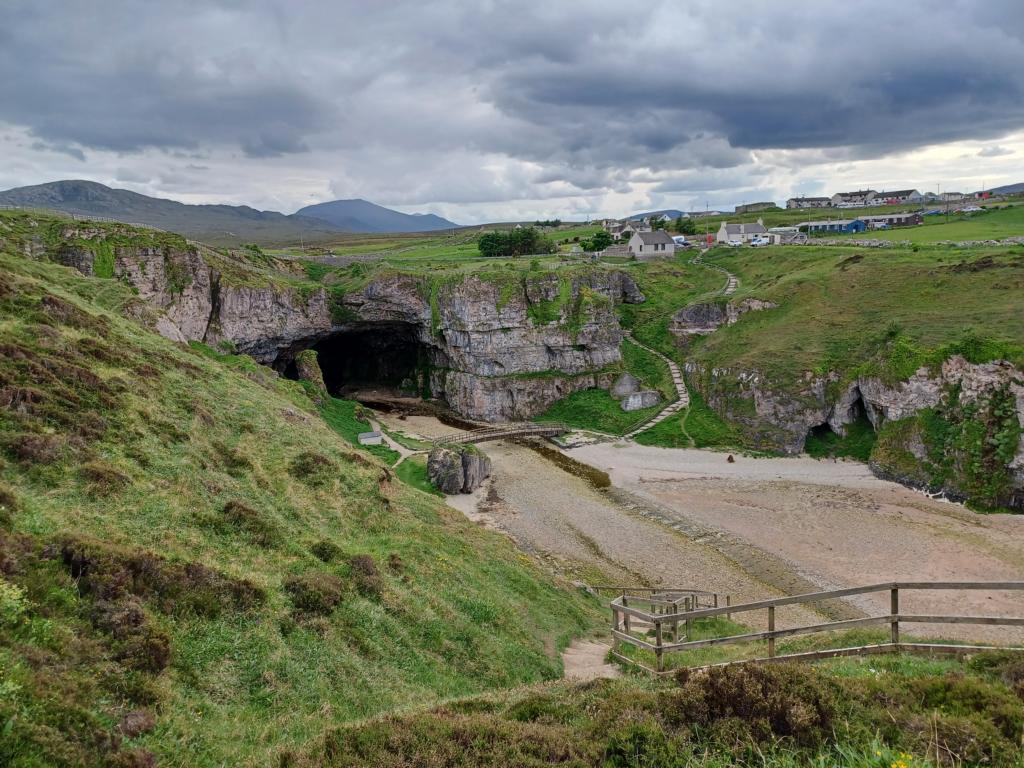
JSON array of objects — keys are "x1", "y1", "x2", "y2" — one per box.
[
  {"x1": 622, "y1": 334, "x2": 690, "y2": 439},
  {"x1": 689, "y1": 249, "x2": 738, "y2": 295},
  {"x1": 561, "y1": 638, "x2": 619, "y2": 681}
]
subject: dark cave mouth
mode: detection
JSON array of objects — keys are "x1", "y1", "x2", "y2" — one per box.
[{"x1": 284, "y1": 323, "x2": 431, "y2": 398}]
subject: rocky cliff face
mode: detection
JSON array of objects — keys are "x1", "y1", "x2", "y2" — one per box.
[
  {"x1": 53, "y1": 235, "x2": 643, "y2": 422},
  {"x1": 687, "y1": 356, "x2": 1024, "y2": 510}
]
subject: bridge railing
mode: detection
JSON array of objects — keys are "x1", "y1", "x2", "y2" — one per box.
[
  {"x1": 432, "y1": 422, "x2": 569, "y2": 446},
  {"x1": 610, "y1": 581, "x2": 1024, "y2": 674}
]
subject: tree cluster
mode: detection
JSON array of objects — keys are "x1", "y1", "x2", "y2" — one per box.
[
  {"x1": 534, "y1": 219, "x2": 562, "y2": 227},
  {"x1": 477, "y1": 227, "x2": 556, "y2": 258},
  {"x1": 580, "y1": 230, "x2": 613, "y2": 251}
]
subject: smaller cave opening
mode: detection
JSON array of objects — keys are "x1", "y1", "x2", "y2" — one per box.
[{"x1": 284, "y1": 322, "x2": 432, "y2": 400}]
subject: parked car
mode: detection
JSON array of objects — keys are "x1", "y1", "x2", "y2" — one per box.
[
  {"x1": 749, "y1": 236, "x2": 770, "y2": 247},
  {"x1": 727, "y1": 239, "x2": 743, "y2": 247}
]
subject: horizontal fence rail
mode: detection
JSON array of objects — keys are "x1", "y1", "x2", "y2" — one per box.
[
  {"x1": 609, "y1": 582, "x2": 1024, "y2": 674},
  {"x1": 433, "y1": 422, "x2": 568, "y2": 446}
]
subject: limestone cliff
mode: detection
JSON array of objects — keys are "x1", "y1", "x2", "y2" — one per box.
[
  {"x1": 51, "y1": 231, "x2": 643, "y2": 422},
  {"x1": 686, "y1": 356, "x2": 1024, "y2": 510}
]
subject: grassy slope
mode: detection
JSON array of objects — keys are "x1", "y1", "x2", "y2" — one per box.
[
  {"x1": 693, "y1": 245, "x2": 1024, "y2": 384},
  {"x1": 303, "y1": 651, "x2": 1024, "y2": 767},
  {"x1": 0, "y1": 248, "x2": 602, "y2": 766}
]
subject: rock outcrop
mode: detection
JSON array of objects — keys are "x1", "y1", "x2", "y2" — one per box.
[
  {"x1": 687, "y1": 356, "x2": 1024, "y2": 510},
  {"x1": 620, "y1": 391, "x2": 661, "y2": 412},
  {"x1": 54, "y1": 235, "x2": 645, "y2": 422},
  {"x1": 670, "y1": 298, "x2": 777, "y2": 342},
  {"x1": 427, "y1": 446, "x2": 492, "y2": 494}
]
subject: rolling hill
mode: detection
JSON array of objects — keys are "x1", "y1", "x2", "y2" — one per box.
[
  {"x1": 296, "y1": 198, "x2": 458, "y2": 233},
  {"x1": 0, "y1": 180, "x2": 459, "y2": 245}
]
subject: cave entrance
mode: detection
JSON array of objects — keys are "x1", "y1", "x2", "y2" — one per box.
[{"x1": 289, "y1": 322, "x2": 431, "y2": 399}]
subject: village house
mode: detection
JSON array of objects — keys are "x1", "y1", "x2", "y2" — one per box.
[
  {"x1": 735, "y1": 201, "x2": 777, "y2": 214},
  {"x1": 801, "y1": 219, "x2": 867, "y2": 234},
  {"x1": 628, "y1": 229, "x2": 676, "y2": 260},
  {"x1": 716, "y1": 219, "x2": 768, "y2": 243},
  {"x1": 831, "y1": 190, "x2": 877, "y2": 207},
  {"x1": 860, "y1": 212, "x2": 923, "y2": 229},
  {"x1": 786, "y1": 196, "x2": 832, "y2": 209},
  {"x1": 873, "y1": 189, "x2": 923, "y2": 205}
]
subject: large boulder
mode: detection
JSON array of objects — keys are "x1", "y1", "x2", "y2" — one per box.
[
  {"x1": 621, "y1": 391, "x2": 661, "y2": 412},
  {"x1": 611, "y1": 372, "x2": 641, "y2": 397},
  {"x1": 427, "y1": 446, "x2": 492, "y2": 494}
]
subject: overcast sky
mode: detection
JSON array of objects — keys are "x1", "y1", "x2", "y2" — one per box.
[{"x1": 3, "y1": 0, "x2": 1024, "y2": 223}]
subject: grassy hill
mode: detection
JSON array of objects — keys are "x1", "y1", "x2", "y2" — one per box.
[{"x1": 0, "y1": 241, "x2": 602, "y2": 766}]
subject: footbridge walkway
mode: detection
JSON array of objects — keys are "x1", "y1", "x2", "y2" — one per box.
[{"x1": 433, "y1": 422, "x2": 569, "y2": 446}]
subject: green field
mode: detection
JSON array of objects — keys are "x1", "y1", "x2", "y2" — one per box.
[{"x1": 854, "y1": 204, "x2": 1024, "y2": 242}]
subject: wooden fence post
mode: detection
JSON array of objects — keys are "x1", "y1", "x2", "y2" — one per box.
[
  {"x1": 726, "y1": 594, "x2": 731, "y2": 620},
  {"x1": 767, "y1": 606, "x2": 776, "y2": 658},
  {"x1": 685, "y1": 596, "x2": 693, "y2": 640},
  {"x1": 622, "y1": 593, "x2": 631, "y2": 635},
  {"x1": 890, "y1": 587, "x2": 900, "y2": 646},
  {"x1": 656, "y1": 617, "x2": 664, "y2": 672},
  {"x1": 671, "y1": 598, "x2": 680, "y2": 640}
]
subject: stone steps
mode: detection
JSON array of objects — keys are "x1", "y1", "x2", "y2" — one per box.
[{"x1": 622, "y1": 333, "x2": 690, "y2": 438}]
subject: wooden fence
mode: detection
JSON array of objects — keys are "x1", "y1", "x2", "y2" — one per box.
[{"x1": 610, "y1": 581, "x2": 1024, "y2": 674}]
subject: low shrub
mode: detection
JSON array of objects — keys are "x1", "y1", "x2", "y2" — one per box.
[
  {"x1": 670, "y1": 663, "x2": 840, "y2": 747},
  {"x1": 80, "y1": 459, "x2": 132, "y2": 495},
  {"x1": 284, "y1": 571, "x2": 345, "y2": 616},
  {"x1": 220, "y1": 500, "x2": 280, "y2": 548},
  {"x1": 349, "y1": 554, "x2": 383, "y2": 600},
  {"x1": 60, "y1": 536, "x2": 265, "y2": 616},
  {"x1": 310, "y1": 540, "x2": 341, "y2": 563},
  {"x1": 0, "y1": 483, "x2": 18, "y2": 527},
  {"x1": 289, "y1": 451, "x2": 338, "y2": 487}
]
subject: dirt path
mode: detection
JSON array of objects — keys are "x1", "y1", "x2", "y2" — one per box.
[
  {"x1": 572, "y1": 441, "x2": 1024, "y2": 642},
  {"x1": 561, "y1": 639, "x2": 619, "y2": 681}
]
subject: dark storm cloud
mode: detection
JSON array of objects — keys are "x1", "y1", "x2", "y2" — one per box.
[{"x1": 2, "y1": 0, "x2": 1024, "y2": 210}]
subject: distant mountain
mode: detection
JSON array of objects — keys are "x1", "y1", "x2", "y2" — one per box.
[
  {"x1": 0, "y1": 180, "x2": 344, "y2": 246},
  {"x1": 986, "y1": 182, "x2": 1024, "y2": 196},
  {"x1": 0, "y1": 180, "x2": 459, "y2": 245},
  {"x1": 295, "y1": 198, "x2": 458, "y2": 233},
  {"x1": 626, "y1": 209, "x2": 686, "y2": 221}
]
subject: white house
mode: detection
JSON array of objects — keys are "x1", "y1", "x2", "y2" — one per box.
[
  {"x1": 831, "y1": 190, "x2": 877, "y2": 207},
  {"x1": 872, "y1": 189, "x2": 924, "y2": 205},
  {"x1": 628, "y1": 230, "x2": 676, "y2": 260},
  {"x1": 786, "y1": 196, "x2": 832, "y2": 209},
  {"x1": 716, "y1": 219, "x2": 768, "y2": 243}
]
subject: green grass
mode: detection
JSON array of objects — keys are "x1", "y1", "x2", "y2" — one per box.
[
  {"x1": 620, "y1": 337, "x2": 674, "y2": 400},
  {"x1": 804, "y1": 415, "x2": 877, "y2": 461},
  {"x1": 635, "y1": 390, "x2": 744, "y2": 449},
  {"x1": 537, "y1": 388, "x2": 661, "y2": 434},
  {"x1": 394, "y1": 455, "x2": 442, "y2": 496},
  {"x1": 852, "y1": 204, "x2": 1024, "y2": 243},
  {"x1": 692, "y1": 245, "x2": 1024, "y2": 384},
  {"x1": 317, "y1": 395, "x2": 401, "y2": 464},
  {"x1": 0, "y1": 242, "x2": 604, "y2": 766},
  {"x1": 617, "y1": 256, "x2": 729, "y2": 359}
]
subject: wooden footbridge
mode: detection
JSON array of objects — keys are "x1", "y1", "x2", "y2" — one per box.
[{"x1": 433, "y1": 422, "x2": 568, "y2": 446}]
